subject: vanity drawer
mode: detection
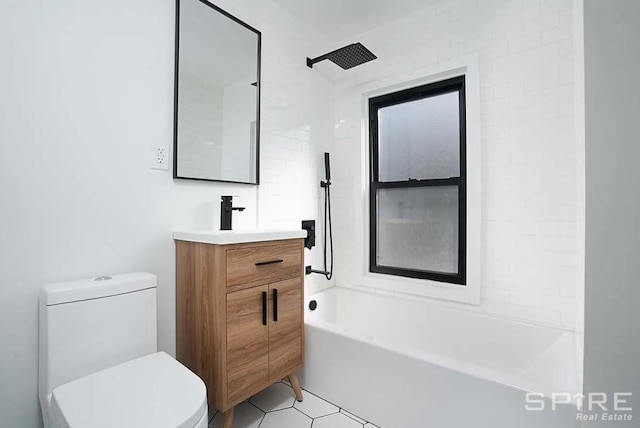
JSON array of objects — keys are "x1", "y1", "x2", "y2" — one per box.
[{"x1": 226, "y1": 241, "x2": 302, "y2": 287}]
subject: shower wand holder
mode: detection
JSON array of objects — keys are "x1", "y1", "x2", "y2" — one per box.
[
  {"x1": 320, "y1": 180, "x2": 331, "y2": 188},
  {"x1": 306, "y1": 266, "x2": 330, "y2": 276}
]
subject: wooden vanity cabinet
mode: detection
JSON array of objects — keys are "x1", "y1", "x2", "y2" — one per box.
[{"x1": 176, "y1": 238, "x2": 304, "y2": 428}]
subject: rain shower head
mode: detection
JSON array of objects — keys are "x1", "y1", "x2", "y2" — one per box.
[{"x1": 306, "y1": 43, "x2": 377, "y2": 70}]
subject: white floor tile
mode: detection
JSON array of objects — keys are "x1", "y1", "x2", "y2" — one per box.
[
  {"x1": 340, "y1": 409, "x2": 367, "y2": 424},
  {"x1": 259, "y1": 408, "x2": 312, "y2": 428},
  {"x1": 206, "y1": 384, "x2": 377, "y2": 428},
  {"x1": 313, "y1": 412, "x2": 364, "y2": 428},
  {"x1": 208, "y1": 402, "x2": 264, "y2": 428},
  {"x1": 293, "y1": 389, "x2": 339, "y2": 418},
  {"x1": 249, "y1": 382, "x2": 296, "y2": 412}
]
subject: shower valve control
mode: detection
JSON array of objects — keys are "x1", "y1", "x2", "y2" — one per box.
[{"x1": 302, "y1": 220, "x2": 316, "y2": 249}]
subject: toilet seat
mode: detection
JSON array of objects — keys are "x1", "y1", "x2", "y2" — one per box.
[{"x1": 50, "y1": 352, "x2": 207, "y2": 428}]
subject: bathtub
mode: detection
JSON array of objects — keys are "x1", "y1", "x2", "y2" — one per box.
[{"x1": 299, "y1": 287, "x2": 580, "y2": 428}]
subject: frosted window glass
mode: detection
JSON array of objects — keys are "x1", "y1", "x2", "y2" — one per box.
[
  {"x1": 376, "y1": 186, "x2": 459, "y2": 274},
  {"x1": 378, "y1": 91, "x2": 460, "y2": 181}
]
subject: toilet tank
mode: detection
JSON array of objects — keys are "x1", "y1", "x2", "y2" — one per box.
[{"x1": 38, "y1": 272, "x2": 158, "y2": 408}]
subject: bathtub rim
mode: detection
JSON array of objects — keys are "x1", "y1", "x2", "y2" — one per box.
[{"x1": 304, "y1": 286, "x2": 581, "y2": 401}]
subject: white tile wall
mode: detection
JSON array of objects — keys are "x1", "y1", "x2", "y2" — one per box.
[{"x1": 326, "y1": 0, "x2": 582, "y2": 330}]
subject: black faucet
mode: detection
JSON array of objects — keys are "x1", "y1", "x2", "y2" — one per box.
[{"x1": 220, "y1": 196, "x2": 245, "y2": 231}]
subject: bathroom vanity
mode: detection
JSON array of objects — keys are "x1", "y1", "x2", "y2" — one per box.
[{"x1": 174, "y1": 230, "x2": 307, "y2": 428}]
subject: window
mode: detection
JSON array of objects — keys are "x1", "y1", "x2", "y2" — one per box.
[{"x1": 369, "y1": 76, "x2": 466, "y2": 285}]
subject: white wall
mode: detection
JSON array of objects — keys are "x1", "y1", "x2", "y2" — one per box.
[
  {"x1": 0, "y1": 0, "x2": 334, "y2": 426},
  {"x1": 328, "y1": 0, "x2": 583, "y2": 330},
  {"x1": 583, "y1": 0, "x2": 640, "y2": 423}
]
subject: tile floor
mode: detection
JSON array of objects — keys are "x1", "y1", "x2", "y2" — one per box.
[{"x1": 209, "y1": 381, "x2": 379, "y2": 428}]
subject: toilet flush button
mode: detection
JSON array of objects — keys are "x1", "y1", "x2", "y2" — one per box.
[{"x1": 94, "y1": 276, "x2": 113, "y2": 281}]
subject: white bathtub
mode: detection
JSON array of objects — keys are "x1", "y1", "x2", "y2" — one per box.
[{"x1": 299, "y1": 287, "x2": 580, "y2": 428}]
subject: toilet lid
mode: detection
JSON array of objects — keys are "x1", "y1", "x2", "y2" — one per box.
[{"x1": 50, "y1": 352, "x2": 207, "y2": 428}]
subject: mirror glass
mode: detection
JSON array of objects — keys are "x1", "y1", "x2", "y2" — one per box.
[{"x1": 174, "y1": 0, "x2": 260, "y2": 184}]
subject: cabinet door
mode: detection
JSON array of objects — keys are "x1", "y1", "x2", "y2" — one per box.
[
  {"x1": 268, "y1": 277, "x2": 303, "y2": 382},
  {"x1": 227, "y1": 285, "x2": 269, "y2": 404}
]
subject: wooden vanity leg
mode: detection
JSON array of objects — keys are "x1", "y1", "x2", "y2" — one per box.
[
  {"x1": 288, "y1": 374, "x2": 304, "y2": 402},
  {"x1": 223, "y1": 407, "x2": 234, "y2": 428}
]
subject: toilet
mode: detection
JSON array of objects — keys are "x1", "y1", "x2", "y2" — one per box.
[{"x1": 38, "y1": 272, "x2": 208, "y2": 428}]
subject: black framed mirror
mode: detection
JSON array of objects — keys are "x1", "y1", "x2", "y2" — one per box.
[{"x1": 174, "y1": 0, "x2": 261, "y2": 184}]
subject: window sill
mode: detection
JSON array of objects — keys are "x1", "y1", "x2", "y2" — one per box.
[{"x1": 356, "y1": 270, "x2": 480, "y2": 305}]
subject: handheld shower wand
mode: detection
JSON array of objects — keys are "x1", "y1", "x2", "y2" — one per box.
[
  {"x1": 324, "y1": 152, "x2": 331, "y2": 181},
  {"x1": 306, "y1": 153, "x2": 334, "y2": 280}
]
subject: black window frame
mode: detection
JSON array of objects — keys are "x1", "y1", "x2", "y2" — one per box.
[{"x1": 369, "y1": 76, "x2": 467, "y2": 285}]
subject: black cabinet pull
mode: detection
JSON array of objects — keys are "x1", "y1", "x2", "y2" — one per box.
[
  {"x1": 262, "y1": 291, "x2": 267, "y2": 326},
  {"x1": 273, "y1": 289, "x2": 278, "y2": 322},
  {"x1": 255, "y1": 259, "x2": 283, "y2": 266}
]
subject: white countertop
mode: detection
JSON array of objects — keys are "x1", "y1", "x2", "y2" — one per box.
[{"x1": 173, "y1": 229, "x2": 308, "y2": 245}]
